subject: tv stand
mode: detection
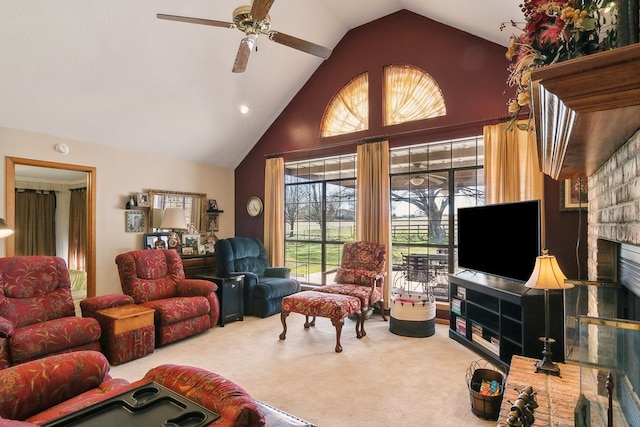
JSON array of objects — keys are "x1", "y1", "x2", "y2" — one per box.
[{"x1": 448, "y1": 271, "x2": 564, "y2": 366}]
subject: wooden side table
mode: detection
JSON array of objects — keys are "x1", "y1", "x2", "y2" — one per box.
[
  {"x1": 195, "y1": 274, "x2": 244, "y2": 326},
  {"x1": 95, "y1": 304, "x2": 155, "y2": 365}
]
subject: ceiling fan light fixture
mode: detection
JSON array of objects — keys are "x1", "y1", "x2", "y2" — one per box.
[
  {"x1": 158, "y1": 0, "x2": 332, "y2": 73},
  {"x1": 410, "y1": 176, "x2": 425, "y2": 186}
]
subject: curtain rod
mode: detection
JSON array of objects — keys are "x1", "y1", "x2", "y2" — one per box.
[{"x1": 265, "y1": 114, "x2": 517, "y2": 158}]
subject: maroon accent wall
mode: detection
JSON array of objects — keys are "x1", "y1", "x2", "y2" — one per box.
[
  {"x1": 234, "y1": 9, "x2": 586, "y2": 278},
  {"x1": 543, "y1": 176, "x2": 589, "y2": 280},
  {"x1": 236, "y1": 10, "x2": 512, "y2": 237}
]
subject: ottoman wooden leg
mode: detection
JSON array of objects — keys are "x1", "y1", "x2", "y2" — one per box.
[
  {"x1": 330, "y1": 318, "x2": 344, "y2": 353},
  {"x1": 304, "y1": 316, "x2": 316, "y2": 328},
  {"x1": 279, "y1": 311, "x2": 290, "y2": 340}
]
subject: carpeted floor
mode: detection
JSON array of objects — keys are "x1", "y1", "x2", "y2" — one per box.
[{"x1": 109, "y1": 313, "x2": 499, "y2": 426}]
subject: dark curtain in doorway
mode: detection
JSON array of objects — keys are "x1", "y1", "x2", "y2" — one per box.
[
  {"x1": 15, "y1": 189, "x2": 56, "y2": 256},
  {"x1": 68, "y1": 187, "x2": 87, "y2": 270}
]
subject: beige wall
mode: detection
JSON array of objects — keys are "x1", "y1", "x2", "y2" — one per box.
[{"x1": 0, "y1": 126, "x2": 234, "y2": 296}]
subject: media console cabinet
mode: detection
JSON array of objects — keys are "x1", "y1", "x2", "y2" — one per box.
[{"x1": 449, "y1": 271, "x2": 564, "y2": 367}]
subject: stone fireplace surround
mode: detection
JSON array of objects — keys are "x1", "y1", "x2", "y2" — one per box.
[
  {"x1": 584, "y1": 126, "x2": 640, "y2": 425},
  {"x1": 588, "y1": 126, "x2": 640, "y2": 316}
]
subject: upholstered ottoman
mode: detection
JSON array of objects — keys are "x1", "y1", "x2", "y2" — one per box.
[{"x1": 279, "y1": 290, "x2": 361, "y2": 353}]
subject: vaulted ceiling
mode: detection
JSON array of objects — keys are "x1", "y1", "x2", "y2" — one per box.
[{"x1": 0, "y1": 1, "x2": 522, "y2": 169}]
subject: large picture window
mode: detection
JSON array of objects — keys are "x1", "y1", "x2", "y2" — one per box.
[
  {"x1": 389, "y1": 137, "x2": 484, "y2": 301},
  {"x1": 285, "y1": 155, "x2": 357, "y2": 285}
]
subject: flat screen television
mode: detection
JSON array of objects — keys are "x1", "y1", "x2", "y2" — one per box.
[{"x1": 457, "y1": 200, "x2": 541, "y2": 282}]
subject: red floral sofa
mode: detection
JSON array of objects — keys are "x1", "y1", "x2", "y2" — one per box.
[
  {"x1": 0, "y1": 256, "x2": 101, "y2": 370},
  {"x1": 112, "y1": 249, "x2": 220, "y2": 346},
  {"x1": 0, "y1": 350, "x2": 265, "y2": 426}
]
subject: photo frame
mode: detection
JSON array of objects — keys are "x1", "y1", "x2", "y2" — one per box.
[
  {"x1": 182, "y1": 234, "x2": 200, "y2": 251},
  {"x1": 560, "y1": 178, "x2": 587, "y2": 211},
  {"x1": 198, "y1": 244, "x2": 206, "y2": 255},
  {"x1": 143, "y1": 232, "x2": 169, "y2": 249},
  {"x1": 181, "y1": 246, "x2": 194, "y2": 256},
  {"x1": 207, "y1": 199, "x2": 218, "y2": 212},
  {"x1": 137, "y1": 192, "x2": 149, "y2": 207},
  {"x1": 207, "y1": 214, "x2": 219, "y2": 232},
  {"x1": 125, "y1": 210, "x2": 145, "y2": 233}
]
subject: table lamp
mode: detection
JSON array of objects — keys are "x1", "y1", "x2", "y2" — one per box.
[
  {"x1": 160, "y1": 208, "x2": 188, "y2": 249},
  {"x1": 0, "y1": 218, "x2": 14, "y2": 238},
  {"x1": 525, "y1": 249, "x2": 574, "y2": 376}
]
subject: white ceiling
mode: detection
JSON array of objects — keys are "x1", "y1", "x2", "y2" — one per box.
[{"x1": 0, "y1": 1, "x2": 522, "y2": 169}]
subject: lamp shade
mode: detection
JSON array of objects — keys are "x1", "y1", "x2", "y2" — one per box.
[
  {"x1": 159, "y1": 208, "x2": 188, "y2": 230},
  {"x1": 0, "y1": 218, "x2": 14, "y2": 239},
  {"x1": 525, "y1": 250, "x2": 573, "y2": 290}
]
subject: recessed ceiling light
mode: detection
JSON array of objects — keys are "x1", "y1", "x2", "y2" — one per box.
[{"x1": 239, "y1": 104, "x2": 250, "y2": 115}]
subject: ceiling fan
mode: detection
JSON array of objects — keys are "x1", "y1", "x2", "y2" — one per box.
[{"x1": 157, "y1": 0, "x2": 332, "y2": 73}]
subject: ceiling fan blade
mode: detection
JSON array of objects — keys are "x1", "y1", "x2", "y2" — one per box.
[
  {"x1": 250, "y1": 0, "x2": 275, "y2": 22},
  {"x1": 269, "y1": 31, "x2": 332, "y2": 59},
  {"x1": 232, "y1": 36, "x2": 256, "y2": 73},
  {"x1": 156, "y1": 13, "x2": 235, "y2": 29}
]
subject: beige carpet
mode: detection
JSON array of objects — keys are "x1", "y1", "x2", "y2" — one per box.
[{"x1": 109, "y1": 314, "x2": 499, "y2": 427}]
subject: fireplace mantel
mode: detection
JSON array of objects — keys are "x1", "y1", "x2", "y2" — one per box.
[{"x1": 530, "y1": 43, "x2": 640, "y2": 180}]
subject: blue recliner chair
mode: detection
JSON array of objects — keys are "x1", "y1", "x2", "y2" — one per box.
[{"x1": 214, "y1": 237, "x2": 300, "y2": 317}]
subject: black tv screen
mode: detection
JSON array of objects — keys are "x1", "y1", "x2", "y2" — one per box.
[{"x1": 457, "y1": 200, "x2": 541, "y2": 282}]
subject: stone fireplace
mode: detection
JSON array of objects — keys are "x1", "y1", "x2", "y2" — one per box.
[
  {"x1": 529, "y1": 41, "x2": 640, "y2": 426},
  {"x1": 580, "y1": 127, "x2": 640, "y2": 425}
]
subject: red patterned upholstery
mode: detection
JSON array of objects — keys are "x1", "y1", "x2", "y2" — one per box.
[
  {"x1": 0, "y1": 256, "x2": 101, "y2": 369},
  {"x1": 0, "y1": 351, "x2": 265, "y2": 426},
  {"x1": 280, "y1": 291, "x2": 362, "y2": 353},
  {"x1": 114, "y1": 250, "x2": 220, "y2": 346},
  {"x1": 282, "y1": 291, "x2": 360, "y2": 320},
  {"x1": 317, "y1": 241, "x2": 387, "y2": 315}
]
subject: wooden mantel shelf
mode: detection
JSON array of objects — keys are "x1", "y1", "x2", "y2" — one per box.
[{"x1": 530, "y1": 43, "x2": 640, "y2": 179}]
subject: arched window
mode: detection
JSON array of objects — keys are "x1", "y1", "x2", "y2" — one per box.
[
  {"x1": 320, "y1": 65, "x2": 446, "y2": 137},
  {"x1": 320, "y1": 73, "x2": 368, "y2": 137},
  {"x1": 383, "y1": 65, "x2": 446, "y2": 126}
]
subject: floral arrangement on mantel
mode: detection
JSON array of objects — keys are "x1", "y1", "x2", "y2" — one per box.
[{"x1": 504, "y1": 0, "x2": 618, "y2": 129}]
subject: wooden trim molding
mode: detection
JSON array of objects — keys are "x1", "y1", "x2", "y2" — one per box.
[
  {"x1": 5, "y1": 157, "x2": 97, "y2": 298},
  {"x1": 531, "y1": 43, "x2": 640, "y2": 179}
]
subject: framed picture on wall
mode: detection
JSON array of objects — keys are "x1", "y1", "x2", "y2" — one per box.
[
  {"x1": 125, "y1": 210, "x2": 145, "y2": 233},
  {"x1": 560, "y1": 178, "x2": 587, "y2": 211},
  {"x1": 207, "y1": 214, "x2": 219, "y2": 232}
]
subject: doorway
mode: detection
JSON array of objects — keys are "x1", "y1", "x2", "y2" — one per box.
[{"x1": 4, "y1": 157, "x2": 96, "y2": 300}]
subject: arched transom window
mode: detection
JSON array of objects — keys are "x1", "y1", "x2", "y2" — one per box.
[
  {"x1": 321, "y1": 73, "x2": 369, "y2": 137},
  {"x1": 320, "y1": 65, "x2": 447, "y2": 137},
  {"x1": 383, "y1": 64, "x2": 446, "y2": 126}
]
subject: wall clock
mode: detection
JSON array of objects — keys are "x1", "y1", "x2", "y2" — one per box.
[{"x1": 247, "y1": 196, "x2": 263, "y2": 217}]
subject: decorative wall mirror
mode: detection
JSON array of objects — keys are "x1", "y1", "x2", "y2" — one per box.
[
  {"x1": 5, "y1": 157, "x2": 96, "y2": 302},
  {"x1": 147, "y1": 189, "x2": 207, "y2": 235}
]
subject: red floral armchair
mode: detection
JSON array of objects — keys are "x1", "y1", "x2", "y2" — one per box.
[
  {"x1": 317, "y1": 241, "x2": 388, "y2": 333},
  {"x1": 0, "y1": 350, "x2": 265, "y2": 426},
  {"x1": 0, "y1": 256, "x2": 101, "y2": 370},
  {"x1": 113, "y1": 249, "x2": 220, "y2": 346}
]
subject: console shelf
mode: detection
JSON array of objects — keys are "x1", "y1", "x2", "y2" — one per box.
[{"x1": 449, "y1": 271, "x2": 564, "y2": 367}]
